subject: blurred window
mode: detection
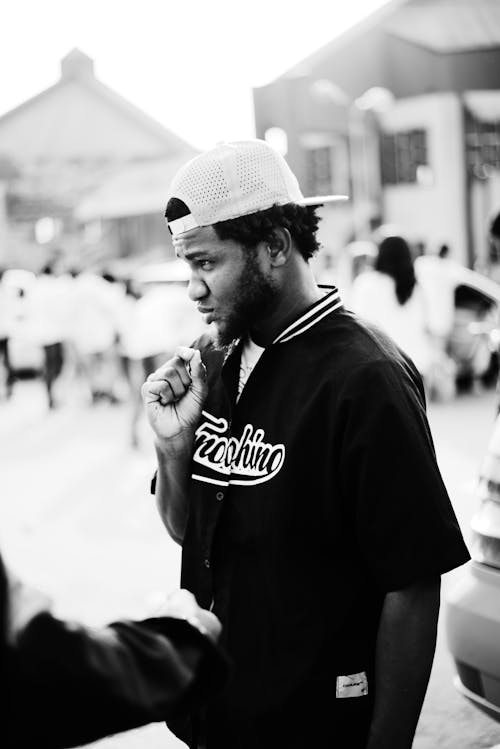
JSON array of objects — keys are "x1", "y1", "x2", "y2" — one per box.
[
  {"x1": 465, "y1": 115, "x2": 500, "y2": 178},
  {"x1": 303, "y1": 136, "x2": 349, "y2": 196},
  {"x1": 381, "y1": 129, "x2": 428, "y2": 185}
]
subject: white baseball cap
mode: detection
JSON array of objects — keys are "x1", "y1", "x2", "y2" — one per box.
[{"x1": 165, "y1": 139, "x2": 348, "y2": 237}]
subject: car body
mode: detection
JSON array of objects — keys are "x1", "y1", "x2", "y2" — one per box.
[
  {"x1": 445, "y1": 265, "x2": 500, "y2": 385},
  {"x1": 446, "y1": 416, "x2": 500, "y2": 722},
  {"x1": 341, "y1": 250, "x2": 500, "y2": 386}
]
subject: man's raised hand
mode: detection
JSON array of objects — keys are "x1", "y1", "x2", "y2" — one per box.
[{"x1": 142, "y1": 347, "x2": 207, "y2": 444}]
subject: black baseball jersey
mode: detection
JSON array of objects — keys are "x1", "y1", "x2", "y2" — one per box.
[{"x1": 165, "y1": 287, "x2": 470, "y2": 748}]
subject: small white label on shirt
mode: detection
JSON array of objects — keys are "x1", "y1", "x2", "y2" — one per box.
[{"x1": 336, "y1": 671, "x2": 368, "y2": 698}]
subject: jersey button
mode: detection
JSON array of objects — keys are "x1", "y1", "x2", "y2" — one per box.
[
  {"x1": 216, "y1": 491, "x2": 224, "y2": 501},
  {"x1": 204, "y1": 558, "x2": 211, "y2": 569}
]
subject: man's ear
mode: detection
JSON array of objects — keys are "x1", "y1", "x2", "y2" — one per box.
[{"x1": 266, "y1": 228, "x2": 292, "y2": 267}]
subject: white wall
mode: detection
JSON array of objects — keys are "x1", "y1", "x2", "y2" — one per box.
[
  {"x1": 0, "y1": 182, "x2": 8, "y2": 264},
  {"x1": 379, "y1": 93, "x2": 468, "y2": 264}
]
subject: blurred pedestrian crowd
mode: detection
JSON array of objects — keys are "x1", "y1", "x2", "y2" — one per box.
[
  {"x1": 0, "y1": 262, "x2": 204, "y2": 446},
  {"x1": 319, "y1": 227, "x2": 500, "y2": 404},
  {"x1": 2, "y1": 219, "x2": 500, "y2": 429}
]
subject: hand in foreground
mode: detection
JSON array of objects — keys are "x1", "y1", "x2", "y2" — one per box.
[
  {"x1": 156, "y1": 589, "x2": 221, "y2": 644},
  {"x1": 141, "y1": 347, "x2": 207, "y2": 444}
]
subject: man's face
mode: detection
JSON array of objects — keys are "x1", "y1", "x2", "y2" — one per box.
[{"x1": 173, "y1": 225, "x2": 278, "y2": 347}]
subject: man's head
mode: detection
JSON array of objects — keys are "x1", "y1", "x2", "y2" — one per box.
[{"x1": 165, "y1": 140, "x2": 347, "y2": 346}]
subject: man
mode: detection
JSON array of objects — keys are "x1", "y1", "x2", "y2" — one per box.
[
  {"x1": 3, "y1": 553, "x2": 225, "y2": 748},
  {"x1": 142, "y1": 140, "x2": 470, "y2": 748}
]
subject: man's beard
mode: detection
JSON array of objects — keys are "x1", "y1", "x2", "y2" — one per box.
[{"x1": 212, "y1": 250, "x2": 278, "y2": 350}]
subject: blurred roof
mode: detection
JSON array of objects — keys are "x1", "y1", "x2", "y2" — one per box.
[
  {"x1": 0, "y1": 48, "x2": 194, "y2": 164},
  {"x1": 282, "y1": 0, "x2": 407, "y2": 78},
  {"x1": 384, "y1": 0, "x2": 500, "y2": 53},
  {"x1": 75, "y1": 154, "x2": 192, "y2": 221},
  {"x1": 282, "y1": 0, "x2": 500, "y2": 79}
]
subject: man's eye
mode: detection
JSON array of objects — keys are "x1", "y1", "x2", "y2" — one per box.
[{"x1": 199, "y1": 260, "x2": 213, "y2": 270}]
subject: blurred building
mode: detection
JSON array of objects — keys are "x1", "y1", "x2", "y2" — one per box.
[
  {"x1": 253, "y1": 0, "x2": 500, "y2": 270},
  {"x1": 0, "y1": 49, "x2": 195, "y2": 270}
]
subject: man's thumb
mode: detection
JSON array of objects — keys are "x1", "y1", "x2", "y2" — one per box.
[{"x1": 189, "y1": 349, "x2": 207, "y2": 393}]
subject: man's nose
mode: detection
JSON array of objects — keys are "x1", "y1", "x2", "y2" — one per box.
[{"x1": 187, "y1": 273, "x2": 208, "y2": 301}]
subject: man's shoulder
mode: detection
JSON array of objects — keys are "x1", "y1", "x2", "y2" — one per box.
[
  {"x1": 316, "y1": 309, "x2": 404, "y2": 364},
  {"x1": 313, "y1": 311, "x2": 425, "y2": 398}
]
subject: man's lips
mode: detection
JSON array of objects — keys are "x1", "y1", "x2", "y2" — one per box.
[{"x1": 197, "y1": 306, "x2": 216, "y2": 323}]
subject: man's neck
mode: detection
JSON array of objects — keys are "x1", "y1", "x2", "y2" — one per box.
[{"x1": 250, "y1": 267, "x2": 324, "y2": 347}]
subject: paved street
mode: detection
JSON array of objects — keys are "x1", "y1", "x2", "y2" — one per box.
[{"x1": 2, "y1": 378, "x2": 500, "y2": 747}]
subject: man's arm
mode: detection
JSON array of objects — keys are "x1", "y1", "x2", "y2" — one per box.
[
  {"x1": 142, "y1": 347, "x2": 208, "y2": 545},
  {"x1": 154, "y1": 433, "x2": 195, "y2": 544},
  {"x1": 5, "y1": 568, "x2": 226, "y2": 749},
  {"x1": 366, "y1": 576, "x2": 440, "y2": 749}
]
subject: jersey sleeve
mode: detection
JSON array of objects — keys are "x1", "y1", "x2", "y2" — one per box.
[
  {"x1": 3, "y1": 556, "x2": 227, "y2": 748},
  {"x1": 336, "y1": 358, "x2": 470, "y2": 591}
]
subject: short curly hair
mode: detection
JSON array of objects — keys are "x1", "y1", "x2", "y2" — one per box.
[{"x1": 165, "y1": 199, "x2": 322, "y2": 260}]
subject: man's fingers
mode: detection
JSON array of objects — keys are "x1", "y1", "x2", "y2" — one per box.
[
  {"x1": 141, "y1": 380, "x2": 172, "y2": 405},
  {"x1": 147, "y1": 356, "x2": 192, "y2": 389},
  {"x1": 142, "y1": 380, "x2": 179, "y2": 405},
  {"x1": 189, "y1": 349, "x2": 207, "y2": 385},
  {"x1": 175, "y1": 346, "x2": 198, "y2": 363},
  {"x1": 142, "y1": 373, "x2": 188, "y2": 403},
  {"x1": 147, "y1": 349, "x2": 206, "y2": 392},
  {"x1": 162, "y1": 367, "x2": 189, "y2": 399}
]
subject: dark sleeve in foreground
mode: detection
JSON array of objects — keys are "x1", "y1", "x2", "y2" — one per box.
[
  {"x1": 337, "y1": 358, "x2": 470, "y2": 591},
  {"x1": 4, "y1": 577, "x2": 226, "y2": 748}
]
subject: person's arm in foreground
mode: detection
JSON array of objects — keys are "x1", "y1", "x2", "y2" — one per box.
[
  {"x1": 142, "y1": 346, "x2": 207, "y2": 544},
  {"x1": 5, "y1": 564, "x2": 226, "y2": 749},
  {"x1": 366, "y1": 575, "x2": 440, "y2": 749}
]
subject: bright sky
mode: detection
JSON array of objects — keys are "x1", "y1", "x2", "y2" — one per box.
[{"x1": 1, "y1": 0, "x2": 390, "y2": 150}]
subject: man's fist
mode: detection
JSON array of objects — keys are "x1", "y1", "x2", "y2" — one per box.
[
  {"x1": 157, "y1": 589, "x2": 222, "y2": 643},
  {"x1": 141, "y1": 347, "x2": 207, "y2": 444}
]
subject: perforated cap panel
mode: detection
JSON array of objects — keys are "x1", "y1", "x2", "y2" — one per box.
[{"x1": 167, "y1": 140, "x2": 304, "y2": 227}]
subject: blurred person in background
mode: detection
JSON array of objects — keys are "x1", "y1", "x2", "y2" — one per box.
[
  {"x1": 414, "y1": 243, "x2": 458, "y2": 400},
  {"x1": 27, "y1": 264, "x2": 68, "y2": 409},
  {"x1": 335, "y1": 240, "x2": 377, "y2": 305},
  {"x1": 350, "y1": 235, "x2": 434, "y2": 388},
  {"x1": 2, "y1": 551, "x2": 226, "y2": 748},
  {"x1": 0, "y1": 269, "x2": 15, "y2": 398},
  {"x1": 117, "y1": 276, "x2": 203, "y2": 448},
  {"x1": 69, "y1": 269, "x2": 123, "y2": 405},
  {"x1": 415, "y1": 243, "x2": 457, "y2": 348}
]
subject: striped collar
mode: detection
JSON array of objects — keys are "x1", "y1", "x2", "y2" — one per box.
[{"x1": 273, "y1": 285, "x2": 342, "y2": 345}]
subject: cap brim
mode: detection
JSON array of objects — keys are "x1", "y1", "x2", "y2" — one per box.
[{"x1": 299, "y1": 195, "x2": 349, "y2": 206}]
